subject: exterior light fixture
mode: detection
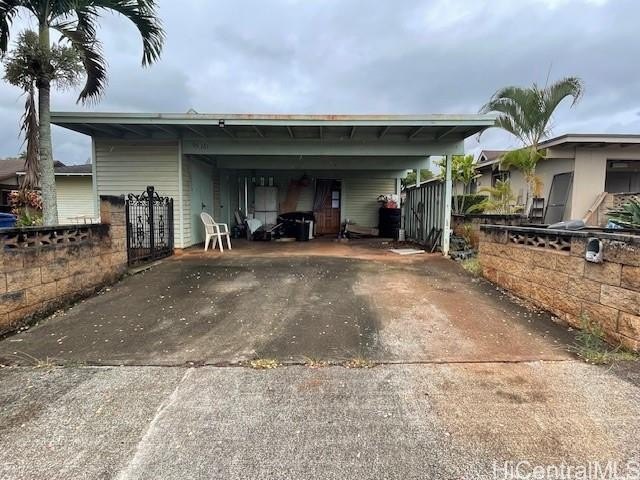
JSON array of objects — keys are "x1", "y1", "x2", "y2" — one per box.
[{"x1": 218, "y1": 119, "x2": 225, "y2": 128}]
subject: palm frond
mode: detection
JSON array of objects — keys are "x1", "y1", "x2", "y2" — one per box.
[
  {"x1": 608, "y1": 199, "x2": 640, "y2": 229},
  {"x1": 481, "y1": 77, "x2": 584, "y2": 148},
  {"x1": 538, "y1": 77, "x2": 584, "y2": 139},
  {"x1": 19, "y1": 84, "x2": 39, "y2": 190},
  {"x1": 0, "y1": 0, "x2": 22, "y2": 53},
  {"x1": 53, "y1": 19, "x2": 107, "y2": 102},
  {"x1": 89, "y1": 0, "x2": 164, "y2": 65}
]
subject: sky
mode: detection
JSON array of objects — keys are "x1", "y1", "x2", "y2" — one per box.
[{"x1": 0, "y1": 0, "x2": 638, "y2": 165}]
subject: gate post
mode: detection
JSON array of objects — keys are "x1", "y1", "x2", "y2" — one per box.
[
  {"x1": 147, "y1": 185, "x2": 155, "y2": 257},
  {"x1": 442, "y1": 154, "x2": 452, "y2": 256}
]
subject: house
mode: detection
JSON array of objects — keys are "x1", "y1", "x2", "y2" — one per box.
[
  {"x1": 0, "y1": 157, "x2": 95, "y2": 221},
  {"x1": 473, "y1": 134, "x2": 640, "y2": 223},
  {"x1": 49, "y1": 164, "x2": 96, "y2": 223},
  {"x1": 0, "y1": 158, "x2": 26, "y2": 212},
  {"x1": 51, "y1": 112, "x2": 496, "y2": 249}
]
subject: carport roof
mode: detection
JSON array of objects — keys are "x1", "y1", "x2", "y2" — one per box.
[{"x1": 51, "y1": 112, "x2": 496, "y2": 142}]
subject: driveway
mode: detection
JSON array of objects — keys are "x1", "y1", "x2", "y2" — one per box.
[
  {"x1": 0, "y1": 240, "x2": 573, "y2": 366},
  {"x1": 1, "y1": 241, "x2": 638, "y2": 479}
]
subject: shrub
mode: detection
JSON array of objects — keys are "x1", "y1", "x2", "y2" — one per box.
[{"x1": 608, "y1": 199, "x2": 640, "y2": 230}]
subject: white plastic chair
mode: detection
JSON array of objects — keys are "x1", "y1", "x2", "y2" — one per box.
[{"x1": 200, "y1": 212, "x2": 232, "y2": 252}]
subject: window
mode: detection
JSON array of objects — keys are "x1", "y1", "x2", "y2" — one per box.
[
  {"x1": 491, "y1": 170, "x2": 510, "y2": 187},
  {"x1": 1, "y1": 189, "x2": 12, "y2": 206},
  {"x1": 331, "y1": 190, "x2": 340, "y2": 209}
]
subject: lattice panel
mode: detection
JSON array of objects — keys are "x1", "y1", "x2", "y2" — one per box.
[
  {"x1": 1, "y1": 227, "x2": 92, "y2": 250},
  {"x1": 611, "y1": 193, "x2": 640, "y2": 209},
  {"x1": 508, "y1": 231, "x2": 571, "y2": 251}
]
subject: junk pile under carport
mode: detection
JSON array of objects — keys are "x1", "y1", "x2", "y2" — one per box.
[{"x1": 236, "y1": 209, "x2": 315, "y2": 242}]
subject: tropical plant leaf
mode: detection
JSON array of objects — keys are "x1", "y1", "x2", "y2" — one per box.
[{"x1": 19, "y1": 84, "x2": 39, "y2": 190}]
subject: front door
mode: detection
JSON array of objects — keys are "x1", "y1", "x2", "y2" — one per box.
[
  {"x1": 314, "y1": 180, "x2": 341, "y2": 235},
  {"x1": 190, "y1": 158, "x2": 214, "y2": 244}
]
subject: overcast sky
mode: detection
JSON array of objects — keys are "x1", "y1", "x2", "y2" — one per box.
[{"x1": 0, "y1": 0, "x2": 638, "y2": 164}]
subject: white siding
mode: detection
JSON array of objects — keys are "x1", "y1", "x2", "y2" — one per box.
[
  {"x1": 94, "y1": 140, "x2": 182, "y2": 245},
  {"x1": 343, "y1": 176, "x2": 397, "y2": 227},
  {"x1": 56, "y1": 176, "x2": 96, "y2": 222}
]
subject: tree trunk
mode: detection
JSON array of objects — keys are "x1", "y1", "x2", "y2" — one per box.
[{"x1": 38, "y1": 21, "x2": 58, "y2": 225}]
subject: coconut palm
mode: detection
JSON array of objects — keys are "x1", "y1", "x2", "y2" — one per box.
[
  {"x1": 480, "y1": 77, "x2": 584, "y2": 206},
  {"x1": 0, "y1": 0, "x2": 164, "y2": 225}
]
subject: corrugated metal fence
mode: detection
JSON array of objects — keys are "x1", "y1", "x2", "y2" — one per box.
[{"x1": 403, "y1": 179, "x2": 445, "y2": 246}]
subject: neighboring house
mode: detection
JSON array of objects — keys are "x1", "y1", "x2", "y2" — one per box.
[
  {"x1": 51, "y1": 112, "x2": 496, "y2": 248},
  {"x1": 50, "y1": 164, "x2": 96, "y2": 223},
  {"x1": 472, "y1": 134, "x2": 640, "y2": 223},
  {"x1": 0, "y1": 158, "x2": 25, "y2": 212},
  {"x1": 0, "y1": 157, "x2": 95, "y2": 221}
]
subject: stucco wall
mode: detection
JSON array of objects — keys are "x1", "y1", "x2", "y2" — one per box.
[{"x1": 473, "y1": 158, "x2": 575, "y2": 219}]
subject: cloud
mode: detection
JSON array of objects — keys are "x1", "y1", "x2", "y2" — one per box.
[{"x1": 0, "y1": 0, "x2": 638, "y2": 163}]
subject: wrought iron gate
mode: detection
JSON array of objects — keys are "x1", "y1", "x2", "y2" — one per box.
[
  {"x1": 403, "y1": 179, "x2": 445, "y2": 248},
  {"x1": 126, "y1": 186, "x2": 174, "y2": 265}
]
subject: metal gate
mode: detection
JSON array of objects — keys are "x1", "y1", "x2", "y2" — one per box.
[
  {"x1": 125, "y1": 186, "x2": 174, "y2": 265},
  {"x1": 403, "y1": 179, "x2": 445, "y2": 248}
]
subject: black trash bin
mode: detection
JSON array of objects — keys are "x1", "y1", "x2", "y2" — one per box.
[
  {"x1": 296, "y1": 220, "x2": 311, "y2": 241},
  {"x1": 378, "y1": 207, "x2": 401, "y2": 238}
]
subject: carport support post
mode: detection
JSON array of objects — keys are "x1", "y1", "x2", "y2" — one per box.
[{"x1": 442, "y1": 154, "x2": 452, "y2": 256}]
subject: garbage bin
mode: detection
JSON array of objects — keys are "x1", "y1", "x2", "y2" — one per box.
[
  {"x1": 0, "y1": 213, "x2": 16, "y2": 228},
  {"x1": 296, "y1": 220, "x2": 311, "y2": 241}
]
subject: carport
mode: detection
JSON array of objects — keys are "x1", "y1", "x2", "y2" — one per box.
[{"x1": 51, "y1": 113, "x2": 496, "y2": 254}]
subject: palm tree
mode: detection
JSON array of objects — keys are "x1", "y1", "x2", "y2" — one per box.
[
  {"x1": 0, "y1": 1, "x2": 164, "y2": 225},
  {"x1": 480, "y1": 77, "x2": 584, "y2": 206}
]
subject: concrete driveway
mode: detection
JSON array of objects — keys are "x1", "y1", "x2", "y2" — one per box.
[
  {"x1": 1, "y1": 240, "x2": 638, "y2": 479},
  {"x1": 0, "y1": 240, "x2": 573, "y2": 366}
]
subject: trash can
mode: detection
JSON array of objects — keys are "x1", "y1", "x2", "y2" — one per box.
[
  {"x1": 296, "y1": 220, "x2": 311, "y2": 241},
  {"x1": 0, "y1": 213, "x2": 16, "y2": 228}
]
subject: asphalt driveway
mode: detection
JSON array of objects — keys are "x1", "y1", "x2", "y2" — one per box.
[{"x1": 0, "y1": 243, "x2": 573, "y2": 366}]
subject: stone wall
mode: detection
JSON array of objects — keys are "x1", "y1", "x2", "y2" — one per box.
[
  {"x1": 0, "y1": 196, "x2": 127, "y2": 335},
  {"x1": 479, "y1": 225, "x2": 640, "y2": 351}
]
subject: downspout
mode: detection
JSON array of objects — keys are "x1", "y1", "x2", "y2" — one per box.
[
  {"x1": 177, "y1": 140, "x2": 184, "y2": 248},
  {"x1": 91, "y1": 137, "x2": 98, "y2": 219},
  {"x1": 442, "y1": 153, "x2": 453, "y2": 256}
]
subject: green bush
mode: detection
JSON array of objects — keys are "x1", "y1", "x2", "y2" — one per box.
[{"x1": 452, "y1": 194, "x2": 486, "y2": 214}]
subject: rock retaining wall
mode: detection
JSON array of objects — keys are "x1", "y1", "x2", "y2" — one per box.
[
  {"x1": 0, "y1": 196, "x2": 127, "y2": 335},
  {"x1": 479, "y1": 225, "x2": 640, "y2": 351}
]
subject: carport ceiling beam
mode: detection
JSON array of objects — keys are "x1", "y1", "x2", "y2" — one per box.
[
  {"x1": 186, "y1": 125, "x2": 208, "y2": 137},
  {"x1": 116, "y1": 124, "x2": 150, "y2": 137},
  {"x1": 83, "y1": 123, "x2": 123, "y2": 138},
  {"x1": 408, "y1": 126, "x2": 424, "y2": 139},
  {"x1": 220, "y1": 126, "x2": 236, "y2": 139},
  {"x1": 156, "y1": 125, "x2": 180, "y2": 137},
  {"x1": 436, "y1": 126, "x2": 458, "y2": 140}
]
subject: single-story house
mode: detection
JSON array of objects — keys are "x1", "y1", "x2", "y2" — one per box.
[
  {"x1": 0, "y1": 158, "x2": 26, "y2": 212},
  {"x1": 50, "y1": 164, "x2": 96, "y2": 223},
  {"x1": 0, "y1": 158, "x2": 94, "y2": 221},
  {"x1": 472, "y1": 134, "x2": 640, "y2": 223},
  {"x1": 50, "y1": 112, "x2": 496, "y2": 251}
]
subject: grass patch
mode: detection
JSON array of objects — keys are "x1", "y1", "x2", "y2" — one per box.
[
  {"x1": 11, "y1": 352, "x2": 57, "y2": 369},
  {"x1": 248, "y1": 358, "x2": 280, "y2": 370},
  {"x1": 461, "y1": 257, "x2": 482, "y2": 276},
  {"x1": 571, "y1": 318, "x2": 638, "y2": 365},
  {"x1": 302, "y1": 356, "x2": 328, "y2": 368},
  {"x1": 344, "y1": 357, "x2": 375, "y2": 369}
]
